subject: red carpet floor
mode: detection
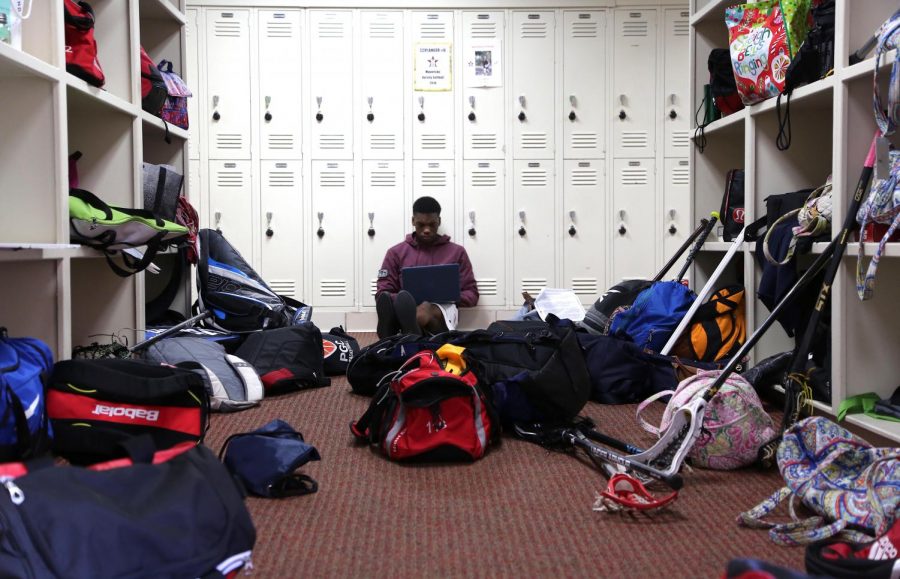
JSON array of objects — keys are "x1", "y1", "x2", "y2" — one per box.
[{"x1": 203, "y1": 333, "x2": 811, "y2": 578}]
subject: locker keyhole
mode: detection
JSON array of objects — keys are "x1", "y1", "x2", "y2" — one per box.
[
  {"x1": 212, "y1": 110, "x2": 221, "y2": 121},
  {"x1": 316, "y1": 112, "x2": 323, "y2": 122},
  {"x1": 569, "y1": 110, "x2": 576, "y2": 121},
  {"x1": 518, "y1": 111, "x2": 526, "y2": 122},
  {"x1": 618, "y1": 110, "x2": 627, "y2": 120},
  {"x1": 368, "y1": 227, "x2": 375, "y2": 237},
  {"x1": 618, "y1": 224, "x2": 627, "y2": 236},
  {"x1": 418, "y1": 112, "x2": 426, "y2": 122},
  {"x1": 367, "y1": 112, "x2": 374, "y2": 122},
  {"x1": 669, "y1": 223, "x2": 677, "y2": 235},
  {"x1": 468, "y1": 226, "x2": 476, "y2": 237},
  {"x1": 518, "y1": 226, "x2": 526, "y2": 237},
  {"x1": 264, "y1": 111, "x2": 272, "y2": 122},
  {"x1": 468, "y1": 111, "x2": 476, "y2": 122},
  {"x1": 266, "y1": 227, "x2": 274, "y2": 237},
  {"x1": 317, "y1": 227, "x2": 325, "y2": 238},
  {"x1": 568, "y1": 225, "x2": 577, "y2": 236},
  {"x1": 669, "y1": 109, "x2": 677, "y2": 120}
]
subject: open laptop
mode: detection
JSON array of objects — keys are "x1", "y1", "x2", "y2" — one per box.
[{"x1": 400, "y1": 264, "x2": 461, "y2": 304}]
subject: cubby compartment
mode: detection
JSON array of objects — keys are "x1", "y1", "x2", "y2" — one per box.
[
  {"x1": 67, "y1": 92, "x2": 137, "y2": 209},
  {"x1": 692, "y1": 119, "x2": 743, "y2": 231},
  {"x1": 0, "y1": 259, "x2": 63, "y2": 358},
  {"x1": 70, "y1": 258, "x2": 139, "y2": 353},
  {"x1": 844, "y1": 0, "x2": 898, "y2": 69},
  {"x1": 12, "y1": 0, "x2": 58, "y2": 67},
  {"x1": 76, "y1": 0, "x2": 133, "y2": 104},
  {"x1": 690, "y1": 15, "x2": 731, "y2": 126},
  {"x1": 689, "y1": 249, "x2": 744, "y2": 297}
]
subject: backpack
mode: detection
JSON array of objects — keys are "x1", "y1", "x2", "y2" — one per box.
[
  {"x1": 47, "y1": 359, "x2": 210, "y2": 465},
  {"x1": 350, "y1": 345, "x2": 497, "y2": 462},
  {"x1": 671, "y1": 285, "x2": 747, "y2": 363},
  {"x1": 140, "y1": 46, "x2": 167, "y2": 116},
  {"x1": 739, "y1": 417, "x2": 900, "y2": 546},
  {"x1": 708, "y1": 48, "x2": 743, "y2": 116},
  {"x1": 234, "y1": 325, "x2": 330, "y2": 393},
  {"x1": 63, "y1": 0, "x2": 104, "y2": 87},
  {"x1": 0, "y1": 329, "x2": 53, "y2": 461},
  {"x1": 608, "y1": 281, "x2": 696, "y2": 353},
  {"x1": 140, "y1": 336, "x2": 263, "y2": 412},
  {"x1": 637, "y1": 370, "x2": 775, "y2": 470},
  {"x1": 321, "y1": 326, "x2": 360, "y2": 376},
  {"x1": 581, "y1": 279, "x2": 652, "y2": 336},
  {"x1": 157, "y1": 59, "x2": 192, "y2": 130},
  {"x1": 142, "y1": 162, "x2": 183, "y2": 223},
  {"x1": 719, "y1": 169, "x2": 745, "y2": 242},
  {"x1": 197, "y1": 228, "x2": 301, "y2": 333},
  {"x1": 0, "y1": 443, "x2": 255, "y2": 578},
  {"x1": 346, "y1": 333, "x2": 455, "y2": 396}
]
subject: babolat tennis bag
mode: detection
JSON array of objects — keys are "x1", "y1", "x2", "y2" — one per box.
[
  {"x1": 0, "y1": 329, "x2": 53, "y2": 461},
  {"x1": 235, "y1": 325, "x2": 330, "y2": 393},
  {"x1": 0, "y1": 441, "x2": 256, "y2": 578},
  {"x1": 69, "y1": 189, "x2": 187, "y2": 277},
  {"x1": 351, "y1": 345, "x2": 498, "y2": 462},
  {"x1": 346, "y1": 333, "x2": 456, "y2": 396},
  {"x1": 46, "y1": 359, "x2": 209, "y2": 464},
  {"x1": 321, "y1": 326, "x2": 360, "y2": 376},
  {"x1": 141, "y1": 336, "x2": 264, "y2": 412},
  {"x1": 672, "y1": 285, "x2": 747, "y2": 363},
  {"x1": 198, "y1": 228, "x2": 304, "y2": 333}
]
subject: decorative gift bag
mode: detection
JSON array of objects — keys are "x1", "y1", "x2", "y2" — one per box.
[{"x1": 726, "y1": 0, "x2": 816, "y2": 106}]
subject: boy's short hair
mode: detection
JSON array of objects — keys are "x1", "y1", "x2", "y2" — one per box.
[{"x1": 413, "y1": 196, "x2": 441, "y2": 216}]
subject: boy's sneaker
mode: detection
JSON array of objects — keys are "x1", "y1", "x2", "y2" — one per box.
[
  {"x1": 394, "y1": 290, "x2": 421, "y2": 336},
  {"x1": 375, "y1": 293, "x2": 399, "y2": 339}
]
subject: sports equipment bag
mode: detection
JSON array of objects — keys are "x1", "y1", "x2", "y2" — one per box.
[
  {"x1": 142, "y1": 162, "x2": 183, "y2": 222},
  {"x1": 607, "y1": 281, "x2": 696, "y2": 353},
  {"x1": 671, "y1": 285, "x2": 747, "y2": 363},
  {"x1": 139, "y1": 46, "x2": 167, "y2": 116},
  {"x1": 321, "y1": 326, "x2": 360, "y2": 376},
  {"x1": 0, "y1": 442, "x2": 255, "y2": 578},
  {"x1": 47, "y1": 359, "x2": 209, "y2": 465},
  {"x1": 351, "y1": 345, "x2": 497, "y2": 462},
  {"x1": 63, "y1": 0, "x2": 104, "y2": 87},
  {"x1": 581, "y1": 279, "x2": 652, "y2": 336},
  {"x1": 346, "y1": 333, "x2": 453, "y2": 396},
  {"x1": 235, "y1": 325, "x2": 330, "y2": 393},
  {"x1": 157, "y1": 59, "x2": 191, "y2": 129},
  {"x1": 719, "y1": 169, "x2": 746, "y2": 242},
  {"x1": 0, "y1": 329, "x2": 52, "y2": 461},
  {"x1": 198, "y1": 228, "x2": 301, "y2": 332},
  {"x1": 141, "y1": 336, "x2": 263, "y2": 412}
]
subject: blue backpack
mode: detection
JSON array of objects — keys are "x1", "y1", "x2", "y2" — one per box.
[
  {"x1": 608, "y1": 281, "x2": 696, "y2": 353},
  {"x1": 0, "y1": 329, "x2": 53, "y2": 460}
]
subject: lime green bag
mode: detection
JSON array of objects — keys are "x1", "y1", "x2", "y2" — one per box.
[{"x1": 69, "y1": 188, "x2": 187, "y2": 276}]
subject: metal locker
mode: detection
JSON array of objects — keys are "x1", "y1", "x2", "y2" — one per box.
[
  {"x1": 311, "y1": 161, "x2": 355, "y2": 307},
  {"x1": 205, "y1": 9, "x2": 252, "y2": 159},
  {"x1": 511, "y1": 11, "x2": 555, "y2": 160},
  {"x1": 663, "y1": 158, "x2": 691, "y2": 280},
  {"x1": 309, "y1": 11, "x2": 354, "y2": 160},
  {"x1": 563, "y1": 160, "x2": 605, "y2": 305},
  {"x1": 186, "y1": 9, "x2": 200, "y2": 160},
  {"x1": 411, "y1": 11, "x2": 454, "y2": 160},
  {"x1": 461, "y1": 11, "x2": 505, "y2": 160},
  {"x1": 513, "y1": 160, "x2": 555, "y2": 298},
  {"x1": 563, "y1": 11, "x2": 606, "y2": 159},
  {"x1": 663, "y1": 9, "x2": 690, "y2": 158},
  {"x1": 361, "y1": 12, "x2": 404, "y2": 160},
  {"x1": 462, "y1": 160, "x2": 505, "y2": 306},
  {"x1": 361, "y1": 161, "x2": 405, "y2": 306},
  {"x1": 209, "y1": 160, "x2": 253, "y2": 261},
  {"x1": 612, "y1": 158, "x2": 656, "y2": 282},
  {"x1": 413, "y1": 160, "x2": 455, "y2": 239},
  {"x1": 612, "y1": 9, "x2": 657, "y2": 159},
  {"x1": 260, "y1": 161, "x2": 303, "y2": 299},
  {"x1": 258, "y1": 10, "x2": 303, "y2": 160}
]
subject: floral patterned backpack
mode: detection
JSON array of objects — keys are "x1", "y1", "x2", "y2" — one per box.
[{"x1": 157, "y1": 59, "x2": 191, "y2": 130}]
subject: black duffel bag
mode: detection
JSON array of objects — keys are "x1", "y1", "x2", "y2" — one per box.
[
  {"x1": 346, "y1": 332, "x2": 457, "y2": 396},
  {"x1": 0, "y1": 441, "x2": 255, "y2": 578}
]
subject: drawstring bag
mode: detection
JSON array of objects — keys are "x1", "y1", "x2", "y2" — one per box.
[
  {"x1": 219, "y1": 419, "x2": 320, "y2": 498},
  {"x1": 157, "y1": 59, "x2": 192, "y2": 130},
  {"x1": 763, "y1": 177, "x2": 833, "y2": 265},
  {"x1": 739, "y1": 416, "x2": 900, "y2": 546},
  {"x1": 64, "y1": 0, "x2": 105, "y2": 87},
  {"x1": 637, "y1": 370, "x2": 776, "y2": 470}
]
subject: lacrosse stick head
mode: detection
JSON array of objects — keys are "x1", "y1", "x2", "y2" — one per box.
[
  {"x1": 593, "y1": 473, "x2": 678, "y2": 513},
  {"x1": 627, "y1": 397, "x2": 706, "y2": 481}
]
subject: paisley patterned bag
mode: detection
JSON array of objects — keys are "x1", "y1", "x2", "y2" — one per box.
[{"x1": 739, "y1": 416, "x2": 900, "y2": 546}]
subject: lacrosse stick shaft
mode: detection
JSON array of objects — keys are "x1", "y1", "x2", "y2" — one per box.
[
  {"x1": 129, "y1": 311, "x2": 212, "y2": 353},
  {"x1": 569, "y1": 431, "x2": 684, "y2": 490},
  {"x1": 660, "y1": 226, "x2": 746, "y2": 356},
  {"x1": 580, "y1": 427, "x2": 645, "y2": 455},
  {"x1": 652, "y1": 217, "x2": 711, "y2": 282},
  {"x1": 673, "y1": 212, "x2": 719, "y2": 282}
]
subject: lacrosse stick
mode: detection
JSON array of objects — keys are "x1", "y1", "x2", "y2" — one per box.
[
  {"x1": 672, "y1": 211, "x2": 719, "y2": 282},
  {"x1": 129, "y1": 310, "x2": 213, "y2": 353},
  {"x1": 652, "y1": 215, "x2": 714, "y2": 282}
]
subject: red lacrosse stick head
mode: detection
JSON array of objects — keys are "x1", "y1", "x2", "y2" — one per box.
[{"x1": 594, "y1": 473, "x2": 678, "y2": 513}]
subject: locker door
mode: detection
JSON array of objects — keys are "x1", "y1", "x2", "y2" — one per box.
[
  {"x1": 361, "y1": 12, "x2": 404, "y2": 160},
  {"x1": 186, "y1": 9, "x2": 200, "y2": 160},
  {"x1": 563, "y1": 11, "x2": 606, "y2": 159},
  {"x1": 311, "y1": 161, "x2": 354, "y2": 306},
  {"x1": 462, "y1": 11, "x2": 505, "y2": 159},
  {"x1": 463, "y1": 160, "x2": 505, "y2": 306},
  {"x1": 361, "y1": 161, "x2": 404, "y2": 306},
  {"x1": 513, "y1": 160, "x2": 555, "y2": 297},
  {"x1": 309, "y1": 11, "x2": 354, "y2": 160},
  {"x1": 612, "y1": 158, "x2": 656, "y2": 282},
  {"x1": 411, "y1": 11, "x2": 454, "y2": 159},
  {"x1": 413, "y1": 160, "x2": 456, "y2": 239},
  {"x1": 612, "y1": 9, "x2": 657, "y2": 159},
  {"x1": 511, "y1": 12, "x2": 555, "y2": 160},
  {"x1": 206, "y1": 10, "x2": 252, "y2": 159},
  {"x1": 209, "y1": 160, "x2": 253, "y2": 261},
  {"x1": 260, "y1": 161, "x2": 303, "y2": 299},
  {"x1": 258, "y1": 10, "x2": 303, "y2": 160},
  {"x1": 663, "y1": 9, "x2": 690, "y2": 158},
  {"x1": 188, "y1": 159, "x2": 203, "y2": 227},
  {"x1": 663, "y1": 158, "x2": 691, "y2": 280},
  {"x1": 563, "y1": 160, "x2": 605, "y2": 305}
]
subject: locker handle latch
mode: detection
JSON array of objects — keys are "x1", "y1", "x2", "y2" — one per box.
[
  {"x1": 568, "y1": 210, "x2": 577, "y2": 237},
  {"x1": 214, "y1": 211, "x2": 222, "y2": 234},
  {"x1": 618, "y1": 94, "x2": 626, "y2": 121},
  {"x1": 265, "y1": 211, "x2": 274, "y2": 237},
  {"x1": 367, "y1": 97, "x2": 374, "y2": 122},
  {"x1": 668, "y1": 209, "x2": 677, "y2": 235},
  {"x1": 317, "y1": 211, "x2": 325, "y2": 238},
  {"x1": 518, "y1": 210, "x2": 526, "y2": 237},
  {"x1": 568, "y1": 94, "x2": 577, "y2": 122},
  {"x1": 264, "y1": 96, "x2": 272, "y2": 122},
  {"x1": 468, "y1": 96, "x2": 476, "y2": 122},
  {"x1": 618, "y1": 209, "x2": 626, "y2": 236},
  {"x1": 518, "y1": 94, "x2": 526, "y2": 122},
  {"x1": 367, "y1": 212, "x2": 375, "y2": 237},
  {"x1": 468, "y1": 210, "x2": 476, "y2": 237},
  {"x1": 668, "y1": 93, "x2": 677, "y2": 119},
  {"x1": 315, "y1": 96, "x2": 323, "y2": 123},
  {"x1": 417, "y1": 96, "x2": 425, "y2": 122},
  {"x1": 212, "y1": 95, "x2": 220, "y2": 121}
]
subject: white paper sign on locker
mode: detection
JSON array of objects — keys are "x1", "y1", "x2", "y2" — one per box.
[
  {"x1": 464, "y1": 42, "x2": 502, "y2": 87},
  {"x1": 414, "y1": 43, "x2": 452, "y2": 91}
]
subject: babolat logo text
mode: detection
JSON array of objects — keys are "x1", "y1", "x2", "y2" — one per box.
[{"x1": 92, "y1": 404, "x2": 160, "y2": 422}]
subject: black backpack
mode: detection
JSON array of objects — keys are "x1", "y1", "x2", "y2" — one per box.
[
  {"x1": 321, "y1": 326, "x2": 361, "y2": 376},
  {"x1": 346, "y1": 333, "x2": 456, "y2": 396},
  {"x1": 581, "y1": 279, "x2": 653, "y2": 336},
  {"x1": 235, "y1": 325, "x2": 330, "y2": 394},
  {"x1": 197, "y1": 229, "x2": 305, "y2": 333}
]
